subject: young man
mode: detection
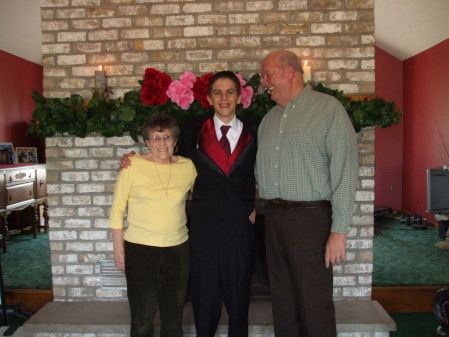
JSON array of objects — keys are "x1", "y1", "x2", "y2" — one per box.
[
  {"x1": 120, "y1": 71, "x2": 257, "y2": 337},
  {"x1": 182, "y1": 71, "x2": 257, "y2": 337}
]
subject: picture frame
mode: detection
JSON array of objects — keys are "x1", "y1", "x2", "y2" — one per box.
[
  {"x1": 0, "y1": 143, "x2": 16, "y2": 164},
  {"x1": 15, "y1": 147, "x2": 38, "y2": 164}
]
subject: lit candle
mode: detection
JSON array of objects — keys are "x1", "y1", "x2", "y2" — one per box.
[
  {"x1": 95, "y1": 65, "x2": 106, "y2": 93},
  {"x1": 302, "y1": 60, "x2": 311, "y2": 83}
]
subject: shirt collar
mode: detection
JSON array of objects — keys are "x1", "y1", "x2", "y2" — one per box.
[
  {"x1": 213, "y1": 114, "x2": 238, "y2": 130},
  {"x1": 284, "y1": 84, "x2": 311, "y2": 110}
]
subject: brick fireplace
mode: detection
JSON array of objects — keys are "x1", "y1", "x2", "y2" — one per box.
[{"x1": 40, "y1": 0, "x2": 376, "y2": 302}]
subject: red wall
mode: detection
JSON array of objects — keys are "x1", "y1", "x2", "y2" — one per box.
[
  {"x1": 374, "y1": 47, "x2": 404, "y2": 210},
  {"x1": 0, "y1": 50, "x2": 44, "y2": 161},
  {"x1": 402, "y1": 38, "x2": 449, "y2": 222}
]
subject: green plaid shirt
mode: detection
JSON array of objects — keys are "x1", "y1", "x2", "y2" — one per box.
[{"x1": 256, "y1": 85, "x2": 359, "y2": 234}]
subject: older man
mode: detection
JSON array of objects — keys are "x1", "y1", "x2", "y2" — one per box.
[{"x1": 256, "y1": 50, "x2": 359, "y2": 337}]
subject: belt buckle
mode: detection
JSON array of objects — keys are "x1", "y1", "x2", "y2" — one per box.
[
  {"x1": 269, "y1": 198, "x2": 284, "y2": 208},
  {"x1": 272, "y1": 199, "x2": 281, "y2": 208}
]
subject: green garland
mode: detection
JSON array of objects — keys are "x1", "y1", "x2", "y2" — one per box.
[{"x1": 28, "y1": 74, "x2": 401, "y2": 142}]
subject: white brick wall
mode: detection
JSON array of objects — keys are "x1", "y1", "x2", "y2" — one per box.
[
  {"x1": 46, "y1": 134, "x2": 139, "y2": 300},
  {"x1": 41, "y1": 0, "x2": 375, "y2": 98}
]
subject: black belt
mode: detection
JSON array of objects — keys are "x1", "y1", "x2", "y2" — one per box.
[{"x1": 266, "y1": 198, "x2": 331, "y2": 209}]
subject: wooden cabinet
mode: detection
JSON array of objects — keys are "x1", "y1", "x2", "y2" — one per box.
[{"x1": 0, "y1": 164, "x2": 48, "y2": 252}]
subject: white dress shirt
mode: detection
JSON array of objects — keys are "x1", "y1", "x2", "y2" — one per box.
[{"x1": 213, "y1": 115, "x2": 243, "y2": 153}]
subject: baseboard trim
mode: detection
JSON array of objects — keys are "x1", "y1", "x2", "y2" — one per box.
[
  {"x1": 4, "y1": 289, "x2": 53, "y2": 313},
  {"x1": 372, "y1": 286, "x2": 447, "y2": 313}
]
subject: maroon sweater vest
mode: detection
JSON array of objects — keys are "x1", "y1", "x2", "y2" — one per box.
[{"x1": 198, "y1": 118, "x2": 252, "y2": 175}]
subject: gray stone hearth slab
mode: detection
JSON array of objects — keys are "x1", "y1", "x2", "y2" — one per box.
[{"x1": 23, "y1": 299, "x2": 396, "y2": 336}]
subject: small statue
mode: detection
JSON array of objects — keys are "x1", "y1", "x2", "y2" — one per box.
[{"x1": 434, "y1": 288, "x2": 449, "y2": 336}]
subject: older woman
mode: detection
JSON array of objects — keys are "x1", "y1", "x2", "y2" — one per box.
[{"x1": 109, "y1": 112, "x2": 197, "y2": 337}]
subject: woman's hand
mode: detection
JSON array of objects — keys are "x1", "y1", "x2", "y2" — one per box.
[
  {"x1": 112, "y1": 229, "x2": 125, "y2": 272},
  {"x1": 114, "y1": 249, "x2": 125, "y2": 273}
]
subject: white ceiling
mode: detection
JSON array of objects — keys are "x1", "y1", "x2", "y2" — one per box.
[
  {"x1": 375, "y1": 0, "x2": 449, "y2": 60},
  {"x1": 0, "y1": 0, "x2": 448, "y2": 65},
  {"x1": 0, "y1": 0, "x2": 42, "y2": 65}
]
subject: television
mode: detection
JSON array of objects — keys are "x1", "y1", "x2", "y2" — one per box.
[{"x1": 426, "y1": 166, "x2": 449, "y2": 213}]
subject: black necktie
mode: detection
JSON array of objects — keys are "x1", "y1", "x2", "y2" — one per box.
[{"x1": 219, "y1": 125, "x2": 231, "y2": 157}]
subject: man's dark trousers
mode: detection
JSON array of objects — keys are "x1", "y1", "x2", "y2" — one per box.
[{"x1": 264, "y1": 203, "x2": 337, "y2": 337}]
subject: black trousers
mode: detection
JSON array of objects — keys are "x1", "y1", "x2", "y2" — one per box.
[
  {"x1": 264, "y1": 204, "x2": 336, "y2": 337},
  {"x1": 190, "y1": 239, "x2": 253, "y2": 337},
  {"x1": 124, "y1": 240, "x2": 190, "y2": 337}
]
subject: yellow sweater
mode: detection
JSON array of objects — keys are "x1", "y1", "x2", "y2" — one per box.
[{"x1": 109, "y1": 155, "x2": 197, "y2": 247}]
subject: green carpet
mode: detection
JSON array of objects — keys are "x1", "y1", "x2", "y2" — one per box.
[
  {"x1": 2, "y1": 215, "x2": 449, "y2": 289},
  {"x1": 1, "y1": 232, "x2": 52, "y2": 289},
  {"x1": 373, "y1": 216, "x2": 449, "y2": 287},
  {"x1": 390, "y1": 313, "x2": 439, "y2": 337}
]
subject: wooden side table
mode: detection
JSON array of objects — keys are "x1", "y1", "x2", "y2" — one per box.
[{"x1": 0, "y1": 164, "x2": 48, "y2": 253}]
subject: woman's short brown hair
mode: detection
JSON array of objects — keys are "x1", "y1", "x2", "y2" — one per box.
[{"x1": 140, "y1": 112, "x2": 180, "y2": 141}]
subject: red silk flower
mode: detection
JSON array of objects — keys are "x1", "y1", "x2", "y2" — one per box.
[
  {"x1": 140, "y1": 68, "x2": 172, "y2": 106},
  {"x1": 193, "y1": 73, "x2": 214, "y2": 109}
]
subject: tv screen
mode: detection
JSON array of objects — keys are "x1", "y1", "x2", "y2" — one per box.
[{"x1": 427, "y1": 167, "x2": 449, "y2": 213}]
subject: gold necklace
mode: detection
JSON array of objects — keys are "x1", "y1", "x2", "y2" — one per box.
[{"x1": 154, "y1": 161, "x2": 171, "y2": 197}]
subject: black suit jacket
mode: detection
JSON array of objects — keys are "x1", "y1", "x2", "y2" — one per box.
[{"x1": 179, "y1": 114, "x2": 258, "y2": 249}]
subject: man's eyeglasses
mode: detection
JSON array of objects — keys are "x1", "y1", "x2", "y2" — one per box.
[{"x1": 149, "y1": 135, "x2": 172, "y2": 142}]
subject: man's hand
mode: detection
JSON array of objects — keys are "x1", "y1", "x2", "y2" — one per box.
[
  {"x1": 325, "y1": 232, "x2": 347, "y2": 268},
  {"x1": 119, "y1": 151, "x2": 136, "y2": 170},
  {"x1": 249, "y1": 208, "x2": 256, "y2": 224}
]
